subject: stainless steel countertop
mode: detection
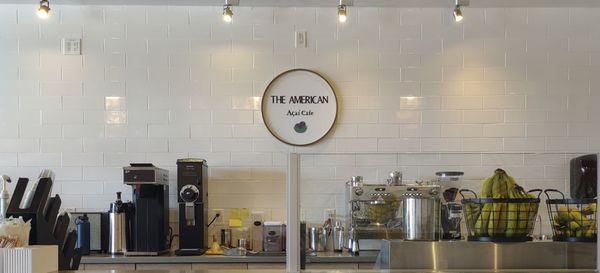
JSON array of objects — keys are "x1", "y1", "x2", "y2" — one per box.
[
  {"x1": 80, "y1": 251, "x2": 379, "y2": 264},
  {"x1": 59, "y1": 269, "x2": 595, "y2": 273},
  {"x1": 379, "y1": 240, "x2": 596, "y2": 270}
]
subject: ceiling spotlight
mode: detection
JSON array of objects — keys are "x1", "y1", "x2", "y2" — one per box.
[
  {"x1": 222, "y1": 5, "x2": 233, "y2": 23},
  {"x1": 453, "y1": 0, "x2": 468, "y2": 22},
  {"x1": 337, "y1": 0, "x2": 352, "y2": 23},
  {"x1": 453, "y1": 5, "x2": 463, "y2": 22},
  {"x1": 37, "y1": 0, "x2": 51, "y2": 19},
  {"x1": 338, "y1": 5, "x2": 347, "y2": 23}
]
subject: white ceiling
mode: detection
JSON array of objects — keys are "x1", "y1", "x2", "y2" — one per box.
[{"x1": 1, "y1": 0, "x2": 599, "y2": 7}]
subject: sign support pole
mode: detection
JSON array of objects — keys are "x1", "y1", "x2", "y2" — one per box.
[{"x1": 287, "y1": 153, "x2": 300, "y2": 273}]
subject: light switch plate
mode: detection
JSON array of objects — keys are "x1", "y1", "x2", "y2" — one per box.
[
  {"x1": 62, "y1": 38, "x2": 81, "y2": 55},
  {"x1": 295, "y1": 31, "x2": 307, "y2": 48}
]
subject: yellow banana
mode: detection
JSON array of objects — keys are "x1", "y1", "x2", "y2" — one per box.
[
  {"x1": 569, "y1": 208, "x2": 590, "y2": 227},
  {"x1": 557, "y1": 205, "x2": 590, "y2": 229},
  {"x1": 481, "y1": 175, "x2": 494, "y2": 198},
  {"x1": 525, "y1": 191, "x2": 538, "y2": 235},
  {"x1": 552, "y1": 214, "x2": 561, "y2": 226},
  {"x1": 582, "y1": 203, "x2": 596, "y2": 215},
  {"x1": 475, "y1": 171, "x2": 499, "y2": 237},
  {"x1": 557, "y1": 206, "x2": 571, "y2": 222},
  {"x1": 569, "y1": 220, "x2": 581, "y2": 230},
  {"x1": 505, "y1": 173, "x2": 518, "y2": 193},
  {"x1": 585, "y1": 223, "x2": 596, "y2": 238},
  {"x1": 474, "y1": 208, "x2": 490, "y2": 236},
  {"x1": 505, "y1": 189, "x2": 519, "y2": 237},
  {"x1": 489, "y1": 172, "x2": 508, "y2": 236}
]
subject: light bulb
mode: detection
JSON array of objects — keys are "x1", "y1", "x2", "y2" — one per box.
[
  {"x1": 453, "y1": 6, "x2": 463, "y2": 22},
  {"x1": 338, "y1": 5, "x2": 347, "y2": 23},
  {"x1": 223, "y1": 5, "x2": 233, "y2": 23},
  {"x1": 37, "y1": 0, "x2": 51, "y2": 19}
]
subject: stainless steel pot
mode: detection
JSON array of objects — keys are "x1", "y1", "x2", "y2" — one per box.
[{"x1": 401, "y1": 187, "x2": 440, "y2": 241}]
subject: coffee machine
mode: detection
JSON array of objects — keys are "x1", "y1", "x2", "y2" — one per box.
[
  {"x1": 175, "y1": 158, "x2": 208, "y2": 256},
  {"x1": 345, "y1": 174, "x2": 441, "y2": 250},
  {"x1": 123, "y1": 163, "x2": 170, "y2": 256}
]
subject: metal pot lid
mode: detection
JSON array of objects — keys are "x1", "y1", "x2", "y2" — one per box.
[{"x1": 435, "y1": 171, "x2": 464, "y2": 177}]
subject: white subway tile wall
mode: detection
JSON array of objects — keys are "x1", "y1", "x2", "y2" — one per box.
[{"x1": 0, "y1": 5, "x2": 599, "y2": 228}]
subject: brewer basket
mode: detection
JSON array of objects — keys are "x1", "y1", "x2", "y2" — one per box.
[
  {"x1": 544, "y1": 189, "x2": 597, "y2": 242},
  {"x1": 460, "y1": 189, "x2": 541, "y2": 242}
]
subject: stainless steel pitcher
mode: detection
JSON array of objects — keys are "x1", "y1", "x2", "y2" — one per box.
[
  {"x1": 332, "y1": 222, "x2": 345, "y2": 252},
  {"x1": 401, "y1": 187, "x2": 440, "y2": 241}
]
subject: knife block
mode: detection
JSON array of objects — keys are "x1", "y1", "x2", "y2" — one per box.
[{"x1": 5, "y1": 177, "x2": 81, "y2": 270}]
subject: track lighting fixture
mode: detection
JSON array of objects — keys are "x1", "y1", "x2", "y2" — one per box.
[
  {"x1": 337, "y1": 5, "x2": 347, "y2": 23},
  {"x1": 337, "y1": 0, "x2": 352, "y2": 23},
  {"x1": 453, "y1": 5, "x2": 463, "y2": 22},
  {"x1": 453, "y1": 0, "x2": 468, "y2": 22},
  {"x1": 37, "y1": 0, "x2": 51, "y2": 19},
  {"x1": 222, "y1": 5, "x2": 233, "y2": 22},
  {"x1": 222, "y1": 0, "x2": 238, "y2": 23}
]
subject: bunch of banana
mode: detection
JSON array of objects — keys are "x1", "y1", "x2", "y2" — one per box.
[
  {"x1": 552, "y1": 203, "x2": 596, "y2": 238},
  {"x1": 505, "y1": 185, "x2": 537, "y2": 237},
  {"x1": 472, "y1": 173, "x2": 494, "y2": 236},
  {"x1": 472, "y1": 169, "x2": 537, "y2": 238}
]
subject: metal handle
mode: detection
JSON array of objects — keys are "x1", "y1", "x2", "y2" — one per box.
[
  {"x1": 527, "y1": 189, "x2": 543, "y2": 198},
  {"x1": 543, "y1": 189, "x2": 565, "y2": 200},
  {"x1": 458, "y1": 189, "x2": 478, "y2": 199}
]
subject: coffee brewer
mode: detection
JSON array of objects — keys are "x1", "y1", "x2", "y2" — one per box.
[
  {"x1": 123, "y1": 163, "x2": 170, "y2": 256},
  {"x1": 175, "y1": 159, "x2": 208, "y2": 256}
]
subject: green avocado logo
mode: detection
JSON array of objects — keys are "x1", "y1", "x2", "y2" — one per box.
[{"x1": 294, "y1": 121, "x2": 307, "y2": 133}]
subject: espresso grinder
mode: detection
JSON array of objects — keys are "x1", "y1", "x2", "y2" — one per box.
[{"x1": 175, "y1": 159, "x2": 208, "y2": 256}]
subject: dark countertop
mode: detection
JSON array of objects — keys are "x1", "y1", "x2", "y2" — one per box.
[{"x1": 80, "y1": 251, "x2": 379, "y2": 264}]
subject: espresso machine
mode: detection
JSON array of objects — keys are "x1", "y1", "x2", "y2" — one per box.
[
  {"x1": 123, "y1": 163, "x2": 170, "y2": 256},
  {"x1": 175, "y1": 158, "x2": 208, "y2": 256},
  {"x1": 345, "y1": 172, "x2": 441, "y2": 251}
]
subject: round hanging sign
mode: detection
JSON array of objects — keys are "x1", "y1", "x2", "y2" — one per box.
[{"x1": 261, "y1": 69, "x2": 338, "y2": 146}]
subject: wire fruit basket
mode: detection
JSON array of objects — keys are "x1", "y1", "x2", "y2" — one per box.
[
  {"x1": 460, "y1": 189, "x2": 541, "y2": 242},
  {"x1": 544, "y1": 189, "x2": 597, "y2": 242}
]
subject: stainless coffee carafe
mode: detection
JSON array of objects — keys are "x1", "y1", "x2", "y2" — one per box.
[{"x1": 108, "y1": 192, "x2": 131, "y2": 254}]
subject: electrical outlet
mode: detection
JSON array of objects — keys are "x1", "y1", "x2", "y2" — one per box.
[
  {"x1": 212, "y1": 209, "x2": 225, "y2": 225},
  {"x1": 295, "y1": 31, "x2": 307, "y2": 48},
  {"x1": 251, "y1": 211, "x2": 264, "y2": 223},
  {"x1": 61, "y1": 38, "x2": 81, "y2": 55}
]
